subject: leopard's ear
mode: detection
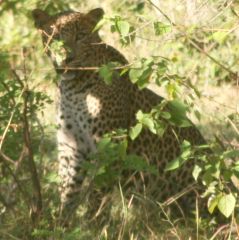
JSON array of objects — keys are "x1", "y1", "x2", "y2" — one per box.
[
  {"x1": 32, "y1": 9, "x2": 51, "y2": 29},
  {"x1": 86, "y1": 8, "x2": 104, "y2": 24}
]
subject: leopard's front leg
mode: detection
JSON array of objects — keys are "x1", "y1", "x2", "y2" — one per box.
[{"x1": 57, "y1": 115, "x2": 96, "y2": 223}]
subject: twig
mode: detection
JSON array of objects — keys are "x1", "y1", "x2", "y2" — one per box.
[
  {"x1": 209, "y1": 0, "x2": 233, "y2": 23},
  {"x1": 146, "y1": 0, "x2": 175, "y2": 26},
  {"x1": 156, "y1": 202, "x2": 181, "y2": 240},
  {"x1": 162, "y1": 183, "x2": 197, "y2": 206},
  {"x1": 0, "y1": 88, "x2": 24, "y2": 150},
  {"x1": 188, "y1": 38, "x2": 238, "y2": 81},
  {"x1": 209, "y1": 224, "x2": 229, "y2": 240},
  {"x1": 13, "y1": 62, "x2": 133, "y2": 72},
  {"x1": 0, "y1": 150, "x2": 15, "y2": 164},
  {"x1": 11, "y1": 69, "x2": 24, "y2": 88},
  {"x1": 231, "y1": 6, "x2": 239, "y2": 18},
  {"x1": 226, "y1": 116, "x2": 239, "y2": 136},
  {"x1": 15, "y1": 146, "x2": 27, "y2": 174}
]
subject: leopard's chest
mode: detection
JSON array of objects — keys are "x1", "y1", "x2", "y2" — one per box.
[
  {"x1": 56, "y1": 80, "x2": 102, "y2": 152},
  {"x1": 57, "y1": 90, "x2": 102, "y2": 128}
]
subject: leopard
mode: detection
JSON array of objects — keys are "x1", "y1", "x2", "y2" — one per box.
[{"x1": 32, "y1": 8, "x2": 207, "y2": 223}]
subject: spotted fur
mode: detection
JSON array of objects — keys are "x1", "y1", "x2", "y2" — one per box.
[{"x1": 32, "y1": 8, "x2": 206, "y2": 222}]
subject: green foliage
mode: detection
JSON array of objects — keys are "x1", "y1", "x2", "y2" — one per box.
[
  {"x1": 129, "y1": 123, "x2": 142, "y2": 140},
  {"x1": 32, "y1": 226, "x2": 83, "y2": 240},
  {"x1": 153, "y1": 21, "x2": 171, "y2": 36},
  {"x1": 83, "y1": 131, "x2": 157, "y2": 187},
  {"x1": 165, "y1": 140, "x2": 192, "y2": 171},
  {"x1": 217, "y1": 193, "x2": 236, "y2": 218},
  {"x1": 49, "y1": 40, "x2": 66, "y2": 65},
  {"x1": 167, "y1": 99, "x2": 191, "y2": 127},
  {"x1": 110, "y1": 16, "x2": 135, "y2": 45},
  {"x1": 129, "y1": 57, "x2": 168, "y2": 89},
  {"x1": 208, "y1": 193, "x2": 236, "y2": 218},
  {"x1": 197, "y1": 148, "x2": 239, "y2": 218},
  {"x1": 99, "y1": 62, "x2": 120, "y2": 85},
  {"x1": 130, "y1": 98, "x2": 192, "y2": 141}
]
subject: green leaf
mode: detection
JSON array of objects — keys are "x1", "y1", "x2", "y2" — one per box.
[
  {"x1": 97, "y1": 136, "x2": 111, "y2": 151},
  {"x1": 207, "y1": 194, "x2": 221, "y2": 214},
  {"x1": 45, "y1": 172, "x2": 60, "y2": 184},
  {"x1": 192, "y1": 164, "x2": 202, "y2": 181},
  {"x1": 129, "y1": 123, "x2": 143, "y2": 140},
  {"x1": 129, "y1": 58, "x2": 154, "y2": 88},
  {"x1": 136, "y1": 110, "x2": 144, "y2": 121},
  {"x1": 99, "y1": 64, "x2": 113, "y2": 85},
  {"x1": 223, "y1": 150, "x2": 239, "y2": 159},
  {"x1": 129, "y1": 67, "x2": 152, "y2": 89},
  {"x1": 116, "y1": 20, "x2": 130, "y2": 37},
  {"x1": 168, "y1": 99, "x2": 187, "y2": 113},
  {"x1": 124, "y1": 154, "x2": 157, "y2": 174},
  {"x1": 50, "y1": 40, "x2": 65, "y2": 65},
  {"x1": 154, "y1": 21, "x2": 171, "y2": 36},
  {"x1": 156, "y1": 60, "x2": 168, "y2": 75},
  {"x1": 165, "y1": 156, "x2": 181, "y2": 171},
  {"x1": 136, "y1": 110, "x2": 156, "y2": 134},
  {"x1": 99, "y1": 62, "x2": 119, "y2": 85},
  {"x1": 154, "y1": 120, "x2": 166, "y2": 137},
  {"x1": 129, "y1": 68, "x2": 144, "y2": 84},
  {"x1": 165, "y1": 140, "x2": 191, "y2": 171},
  {"x1": 82, "y1": 161, "x2": 95, "y2": 169},
  {"x1": 167, "y1": 99, "x2": 192, "y2": 127},
  {"x1": 141, "y1": 116, "x2": 156, "y2": 134},
  {"x1": 233, "y1": 161, "x2": 239, "y2": 172},
  {"x1": 217, "y1": 193, "x2": 236, "y2": 218},
  {"x1": 180, "y1": 140, "x2": 191, "y2": 159},
  {"x1": 211, "y1": 31, "x2": 228, "y2": 44},
  {"x1": 160, "y1": 111, "x2": 171, "y2": 119},
  {"x1": 118, "y1": 139, "x2": 128, "y2": 159}
]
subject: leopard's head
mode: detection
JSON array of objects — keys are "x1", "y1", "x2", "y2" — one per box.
[{"x1": 32, "y1": 8, "x2": 104, "y2": 67}]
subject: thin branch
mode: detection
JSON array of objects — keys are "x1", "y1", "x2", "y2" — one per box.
[
  {"x1": 0, "y1": 150, "x2": 15, "y2": 164},
  {"x1": 226, "y1": 117, "x2": 239, "y2": 136},
  {"x1": 188, "y1": 38, "x2": 238, "y2": 81},
  {"x1": 12, "y1": 62, "x2": 133, "y2": 72},
  {"x1": 11, "y1": 69, "x2": 24, "y2": 88},
  {"x1": 231, "y1": 6, "x2": 239, "y2": 18},
  {"x1": 146, "y1": 0, "x2": 175, "y2": 26},
  {"x1": 0, "y1": 88, "x2": 24, "y2": 150},
  {"x1": 209, "y1": 0, "x2": 233, "y2": 23},
  {"x1": 15, "y1": 146, "x2": 27, "y2": 174}
]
